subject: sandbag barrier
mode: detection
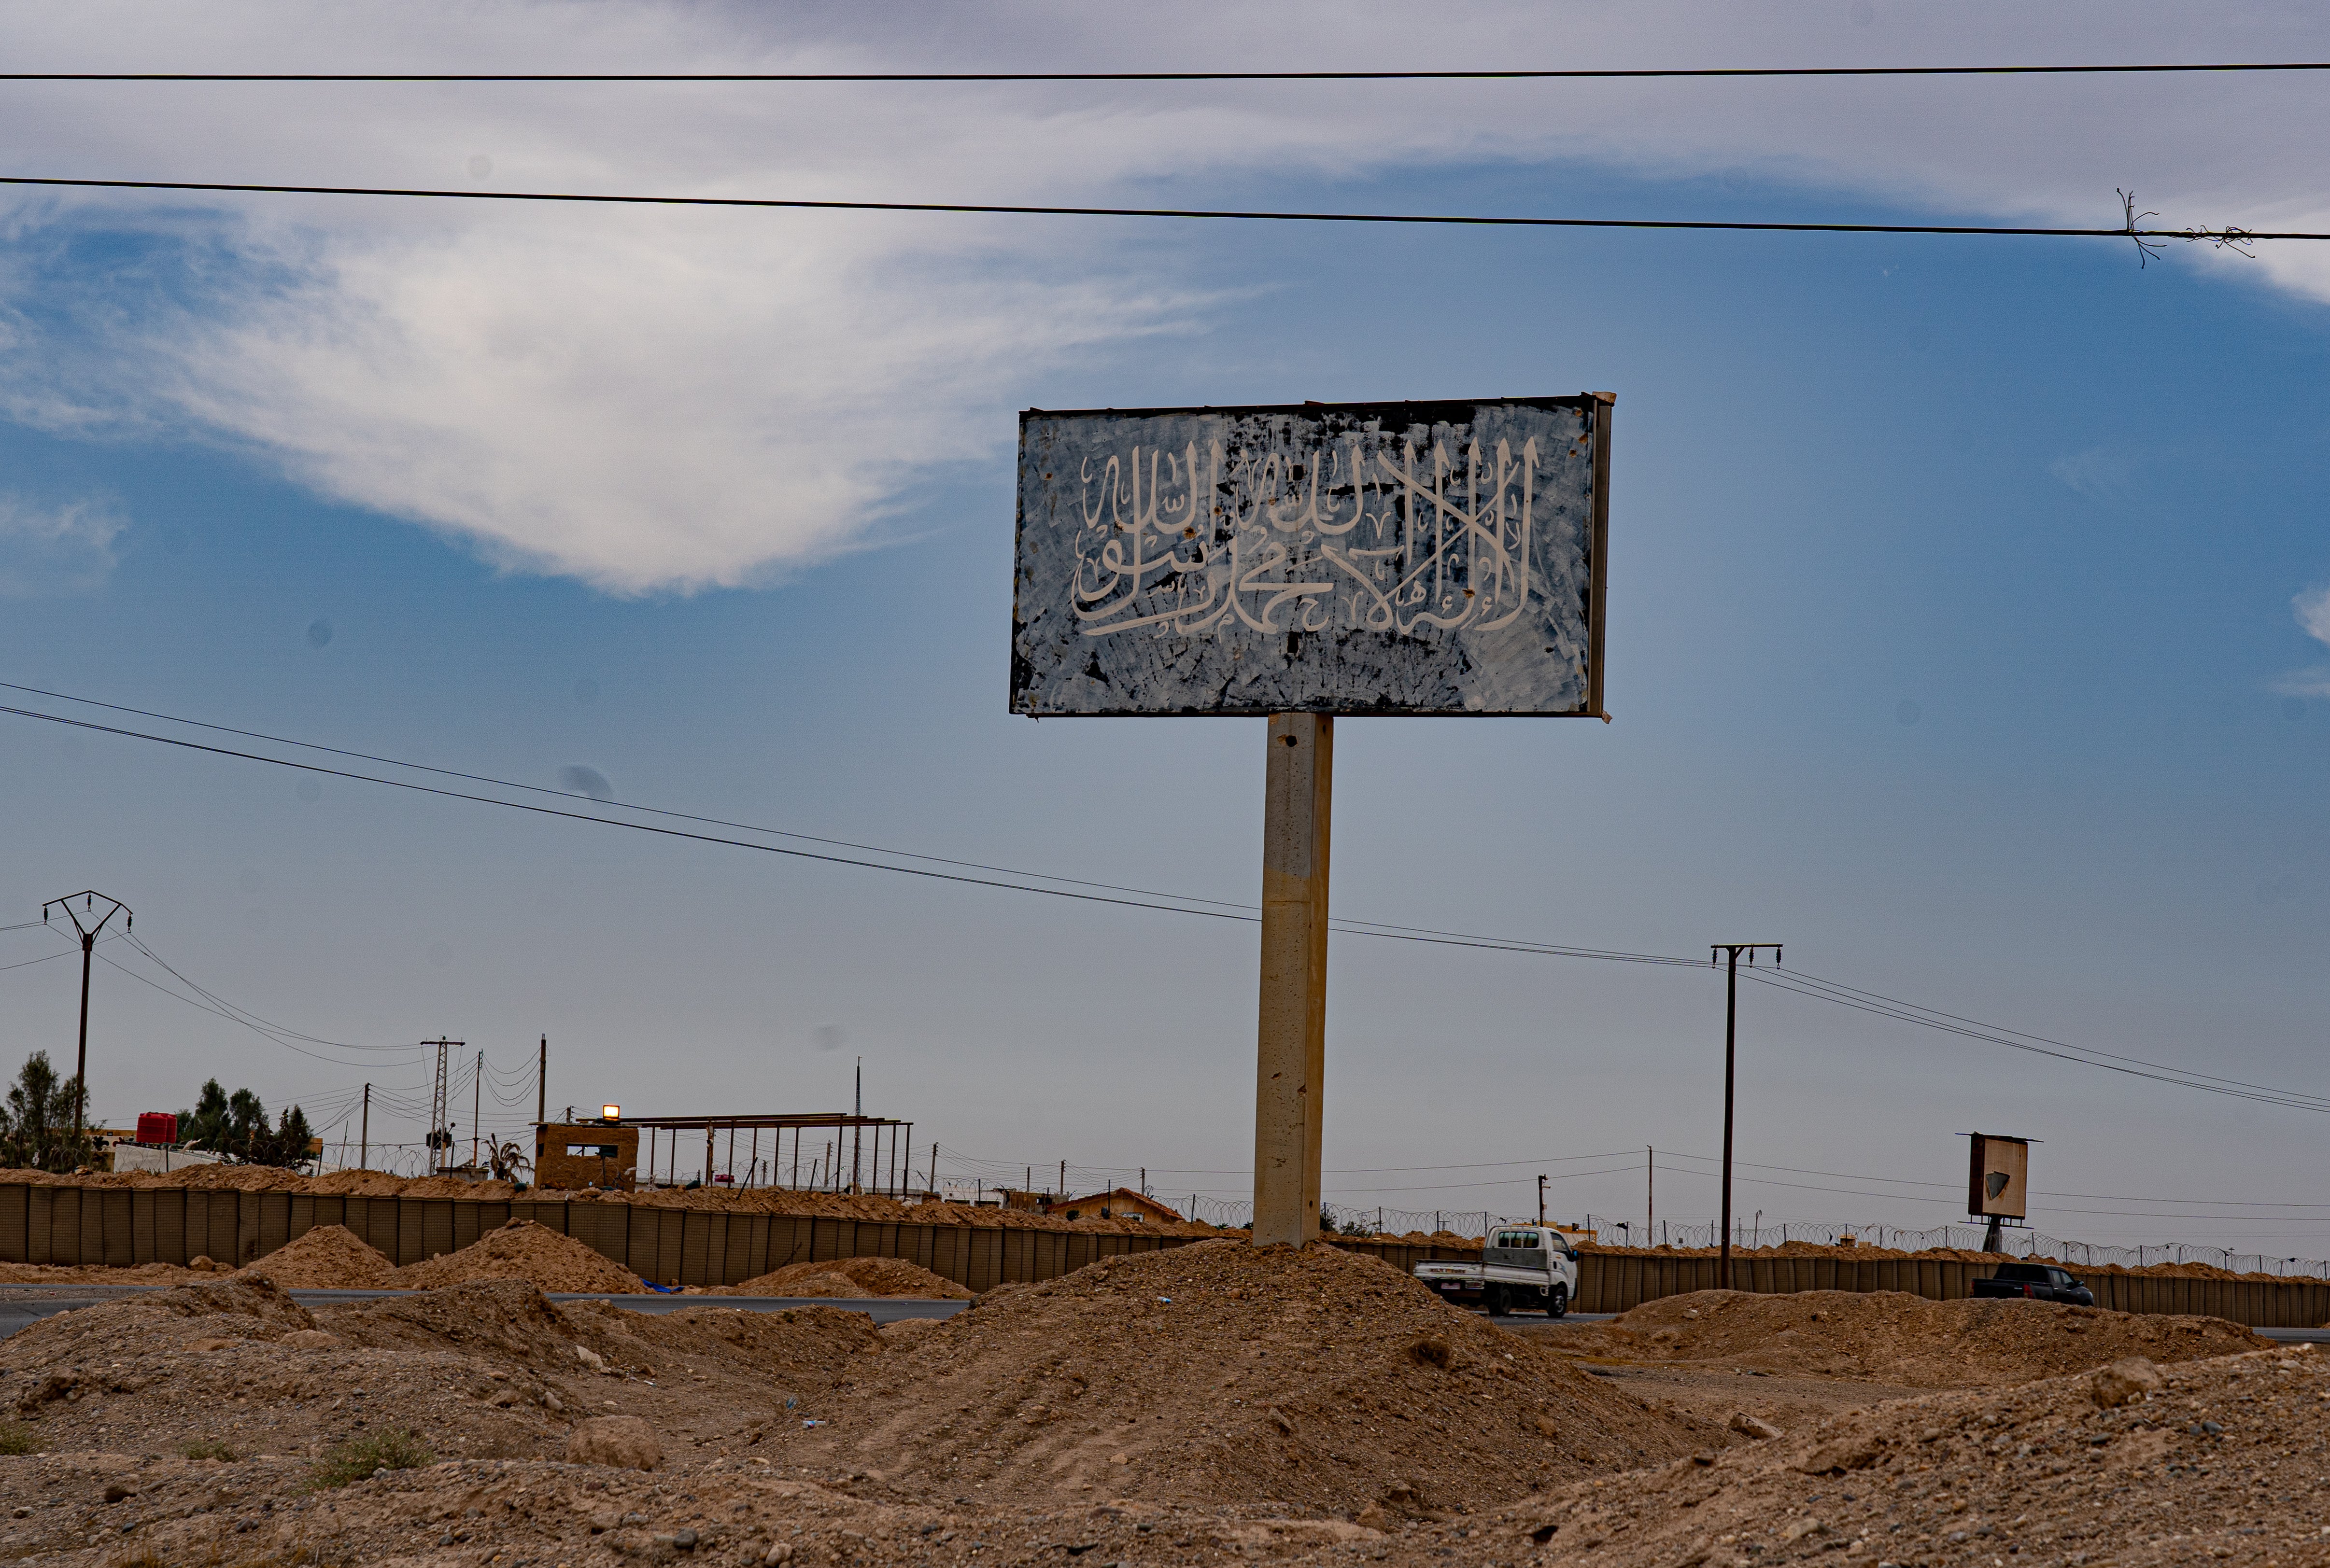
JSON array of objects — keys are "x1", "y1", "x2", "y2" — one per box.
[{"x1": 0, "y1": 1184, "x2": 2319, "y2": 1327}]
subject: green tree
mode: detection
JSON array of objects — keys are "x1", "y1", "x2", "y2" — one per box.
[
  {"x1": 178, "y1": 1079, "x2": 312, "y2": 1168},
  {"x1": 179, "y1": 1078, "x2": 231, "y2": 1152},
  {"x1": 249, "y1": 1105, "x2": 315, "y2": 1170},
  {"x1": 0, "y1": 1052, "x2": 95, "y2": 1173}
]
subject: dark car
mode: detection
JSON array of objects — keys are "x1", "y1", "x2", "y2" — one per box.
[{"x1": 1971, "y1": 1261, "x2": 2095, "y2": 1306}]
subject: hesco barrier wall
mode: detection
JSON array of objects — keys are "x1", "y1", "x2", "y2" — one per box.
[
  {"x1": 1571, "y1": 1251, "x2": 2330, "y2": 1330},
  {"x1": 1, "y1": 1184, "x2": 2321, "y2": 1328}
]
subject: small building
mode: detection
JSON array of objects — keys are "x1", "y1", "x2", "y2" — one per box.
[
  {"x1": 534, "y1": 1121, "x2": 640, "y2": 1191},
  {"x1": 1048, "y1": 1188, "x2": 1184, "y2": 1224}
]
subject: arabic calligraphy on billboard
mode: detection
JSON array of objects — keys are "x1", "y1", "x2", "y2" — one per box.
[{"x1": 1011, "y1": 396, "x2": 1610, "y2": 716}]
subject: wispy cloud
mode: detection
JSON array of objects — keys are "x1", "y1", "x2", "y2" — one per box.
[
  {"x1": 4, "y1": 3, "x2": 2330, "y2": 591},
  {"x1": 0, "y1": 494, "x2": 124, "y2": 597},
  {"x1": 2269, "y1": 588, "x2": 2330, "y2": 694},
  {"x1": 2048, "y1": 448, "x2": 2142, "y2": 509}
]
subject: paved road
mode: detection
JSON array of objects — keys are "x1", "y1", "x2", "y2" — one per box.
[{"x1": 0, "y1": 1285, "x2": 968, "y2": 1338}]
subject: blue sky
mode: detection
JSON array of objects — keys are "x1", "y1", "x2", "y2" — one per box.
[{"x1": 3, "y1": 3, "x2": 2329, "y2": 1259}]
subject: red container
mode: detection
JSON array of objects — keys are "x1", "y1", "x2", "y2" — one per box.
[{"x1": 136, "y1": 1112, "x2": 178, "y2": 1147}]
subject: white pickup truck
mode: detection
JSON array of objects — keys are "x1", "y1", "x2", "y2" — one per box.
[{"x1": 1412, "y1": 1225, "x2": 1581, "y2": 1317}]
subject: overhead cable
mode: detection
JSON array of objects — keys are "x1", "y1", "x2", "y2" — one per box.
[
  {"x1": 7, "y1": 62, "x2": 2330, "y2": 83},
  {"x1": 0, "y1": 176, "x2": 2305, "y2": 247},
  {"x1": 5, "y1": 694, "x2": 2323, "y2": 1117}
]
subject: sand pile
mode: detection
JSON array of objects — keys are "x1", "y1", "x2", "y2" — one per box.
[
  {"x1": 1562, "y1": 1288, "x2": 2266, "y2": 1386},
  {"x1": 1482, "y1": 1345, "x2": 2327, "y2": 1568},
  {"x1": 230, "y1": 1224, "x2": 395, "y2": 1288},
  {"x1": 772, "y1": 1239, "x2": 1723, "y2": 1514},
  {"x1": 705, "y1": 1256, "x2": 972, "y2": 1299},
  {"x1": 0, "y1": 1338, "x2": 2316, "y2": 1568},
  {"x1": 387, "y1": 1219, "x2": 645, "y2": 1293}
]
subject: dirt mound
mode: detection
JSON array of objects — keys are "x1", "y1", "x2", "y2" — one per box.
[
  {"x1": 231, "y1": 1224, "x2": 395, "y2": 1288},
  {"x1": 0, "y1": 1340, "x2": 2315, "y2": 1568},
  {"x1": 772, "y1": 1238, "x2": 1723, "y2": 1514},
  {"x1": 387, "y1": 1218, "x2": 645, "y2": 1293},
  {"x1": 706, "y1": 1256, "x2": 972, "y2": 1299},
  {"x1": 1562, "y1": 1289, "x2": 2266, "y2": 1386},
  {"x1": 1483, "y1": 1345, "x2": 2324, "y2": 1567}
]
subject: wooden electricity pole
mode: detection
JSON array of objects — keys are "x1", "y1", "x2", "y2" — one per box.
[
  {"x1": 42, "y1": 891, "x2": 130, "y2": 1149},
  {"x1": 1253, "y1": 714, "x2": 1333, "y2": 1247},
  {"x1": 1711, "y1": 944, "x2": 1781, "y2": 1290}
]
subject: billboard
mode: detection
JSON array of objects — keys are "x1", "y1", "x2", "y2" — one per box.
[
  {"x1": 1967, "y1": 1132, "x2": 2029, "y2": 1220},
  {"x1": 1011, "y1": 396, "x2": 1611, "y2": 716}
]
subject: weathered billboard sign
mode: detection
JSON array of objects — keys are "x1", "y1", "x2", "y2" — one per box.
[
  {"x1": 1967, "y1": 1133, "x2": 2030, "y2": 1220},
  {"x1": 1012, "y1": 396, "x2": 1610, "y2": 716}
]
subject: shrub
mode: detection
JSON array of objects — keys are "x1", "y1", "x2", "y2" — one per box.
[
  {"x1": 179, "y1": 1437, "x2": 237, "y2": 1461},
  {"x1": 0, "y1": 1422, "x2": 40, "y2": 1456},
  {"x1": 308, "y1": 1428, "x2": 433, "y2": 1489}
]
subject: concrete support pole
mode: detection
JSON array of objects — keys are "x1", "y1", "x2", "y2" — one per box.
[{"x1": 1252, "y1": 712, "x2": 1332, "y2": 1248}]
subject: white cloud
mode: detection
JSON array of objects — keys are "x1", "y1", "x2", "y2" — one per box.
[
  {"x1": 3, "y1": 2, "x2": 2330, "y2": 589},
  {"x1": 2266, "y1": 588, "x2": 2330, "y2": 694},
  {"x1": 0, "y1": 494, "x2": 124, "y2": 597},
  {"x1": 2295, "y1": 586, "x2": 2330, "y2": 649},
  {"x1": 2048, "y1": 448, "x2": 2141, "y2": 508}
]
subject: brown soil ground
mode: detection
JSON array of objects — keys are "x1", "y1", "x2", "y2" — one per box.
[
  {"x1": 1554, "y1": 1288, "x2": 2268, "y2": 1386},
  {"x1": 699, "y1": 1256, "x2": 973, "y2": 1299},
  {"x1": 230, "y1": 1224, "x2": 396, "y2": 1288},
  {"x1": 0, "y1": 1260, "x2": 205, "y2": 1285},
  {"x1": 388, "y1": 1218, "x2": 648, "y2": 1293},
  {"x1": 0, "y1": 1252, "x2": 2319, "y2": 1566},
  {"x1": 778, "y1": 1239, "x2": 1726, "y2": 1514}
]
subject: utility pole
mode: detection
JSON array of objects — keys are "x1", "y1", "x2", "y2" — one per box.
[
  {"x1": 471, "y1": 1048, "x2": 482, "y2": 1171},
  {"x1": 1710, "y1": 944, "x2": 1781, "y2": 1292},
  {"x1": 1537, "y1": 1174, "x2": 1547, "y2": 1226},
  {"x1": 851, "y1": 1057, "x2": 862, "y2": 1192},
  {"x1": 1253, "y1": 713, "x2": 1332, "y2": 1248},
  {"x1": 422, "y1": 1039, "x2": 462, "y2": 1175},
  {"x1": 1647, "y1": 1147, "x2": 1654, "y2": 1244},
  {"x1": 537, "y1": 1035, "x2": 546, "y2": 1127},
  {"x1": 359, "y1": 1084, "x2": 370, "y2": 1169},
  {"x1": 42, "y1": 891, "x2": 131, "y2": 1148}
]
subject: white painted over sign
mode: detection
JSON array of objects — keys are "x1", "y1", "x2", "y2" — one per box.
[{"x1": 1012, "y1": 397, "x2": 1609, "y2": 715}]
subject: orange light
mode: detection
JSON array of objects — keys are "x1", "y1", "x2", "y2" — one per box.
[{"x1": 601, "y1": 1104, "x2": 621, "y2": 1121}]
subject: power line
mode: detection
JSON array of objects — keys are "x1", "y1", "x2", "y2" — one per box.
[
  {"x1": 0, "y1": 679, "x2": 1255, "y2": 917},
  {"x1": 6, "y1": 693, "x2": 2325, "y2": 1117},
  {"x1": 7, "y1": 63, "x2": 2330, "y2": 83},
  {"x1": 1737, "y1": 965, "x2": 2330, "y2": 1112},
  {"x1": 0, "y1": 175, "x2": 2304, "y2": 246},
  {"x1": 121, "y1": 929, "x2": 415, "y2": 1055}
]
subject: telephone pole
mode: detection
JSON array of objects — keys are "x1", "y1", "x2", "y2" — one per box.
[
  {"x1": 1537, "y1": 1173, "x2": 1547, "y2": 1226},
  {"x1": 42, "y1": 891, "x2": 131, "y2": 1148},
  {"x1": 1647, "y1": 1146, "x2": 1654, "y2": 1245},
  {"x1": 423, "y1": 1039, "x2": 462, "y2": 1175},
  {"x1": 1710, "y1": 944, "x2": 1782, "y2": 1291},
  {"x1": 470, "y1": 1048, "x2": 482, "y2": 1171},
  {"x1": 537, "y1": 1035, "x2": 547, "y2": 1127},
  {"x1": 359, "y1": 1084, "x2": 370, "y2": 1170}
]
